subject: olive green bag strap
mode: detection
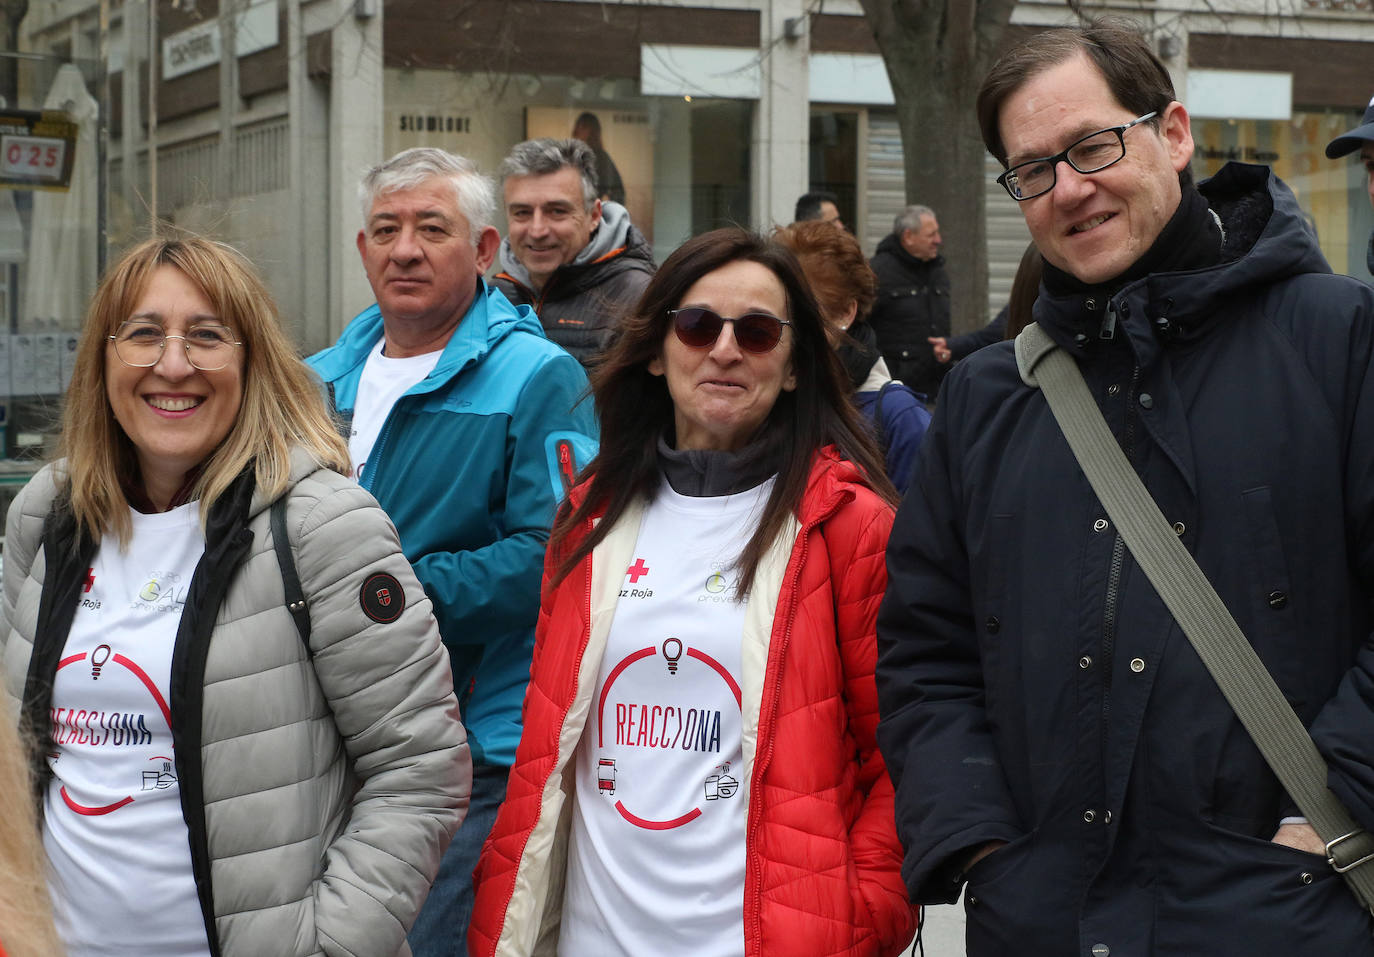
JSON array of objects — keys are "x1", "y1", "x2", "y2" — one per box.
[{"x1": 1014, "y1": 320, "x2": 1374, "y2": 911}]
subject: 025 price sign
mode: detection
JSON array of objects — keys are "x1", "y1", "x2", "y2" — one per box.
[
  {"x1": 1, "y1": 136, "x2": 66, "y2": 182},
  {"x1": 0, "y1": 110, "x2": 78, "y2": 191}
]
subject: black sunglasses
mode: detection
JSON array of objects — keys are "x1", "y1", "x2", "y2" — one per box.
[{"x1": 668, "y1": 307, "x2": 793, "y2": 354}]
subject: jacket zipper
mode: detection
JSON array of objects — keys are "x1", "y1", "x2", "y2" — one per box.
[
  {"x1": 1099, "y1": 357, "x2": 1139, "y2": 788},
  {"x1": 360, "y1": 391, "x2": 405, "y2": 493},
  {"x1": 746, "y1": 528, "x2": 807, "y2": 954},
  {"x1": 1100, "y1": 301, "x2": 1118, "y2": 340},
  {"x1": 744, "y1": 490, "x2": 848, "y2": 952}
]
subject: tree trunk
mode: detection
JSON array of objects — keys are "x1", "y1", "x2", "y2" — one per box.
[{"x1": 858, "y1": 0, "x2": 1015, "y2": 334}]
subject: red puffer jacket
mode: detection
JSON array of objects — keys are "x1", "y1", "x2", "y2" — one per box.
[{"x1": 469, "y1": 448, "x2": 916, "y2": 957}]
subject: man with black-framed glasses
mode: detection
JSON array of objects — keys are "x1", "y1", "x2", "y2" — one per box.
[{"x1": 878, "y1": 18, "x2": 1374, "y2": 957}]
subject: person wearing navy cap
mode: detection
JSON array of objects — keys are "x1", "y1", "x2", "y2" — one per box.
[{"x1": 1326, "y1": 95, "x2": 1374, "y2": 275}]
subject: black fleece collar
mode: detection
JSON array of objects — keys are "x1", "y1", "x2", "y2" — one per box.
[
  {"x1": 1041, "y1": 185, "x2": 1223, "y2": 301},
  {"x1": 657, "y1": 432, "x2": 780, "y2": 497},
  {"x1": 837, "y1": 322, "x2": 881, "y2": 391}
]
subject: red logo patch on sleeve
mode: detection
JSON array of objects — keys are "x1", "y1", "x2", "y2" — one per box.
[{"x1": 360, "y1": 572, "x2": 405, "y2": 623}]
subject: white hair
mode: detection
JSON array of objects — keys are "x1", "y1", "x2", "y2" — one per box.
[
  {"x1": 358, "y1": 147, "x2": 495, "y2": 242},
  {"x1": 894, "y1": 204, "x2": 935, "y2": 236}
]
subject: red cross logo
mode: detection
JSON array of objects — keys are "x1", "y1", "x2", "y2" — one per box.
[
  {"x1": 84, "y1": 567, "x2": 95, "y2": 593},
  {"x1": 626, "y1": 559, "x2": 650, "y2": 583}
]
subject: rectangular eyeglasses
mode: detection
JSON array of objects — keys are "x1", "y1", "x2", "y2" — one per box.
[{"x1": 996, "y1": 112, "x2": 1158, "y2": 201}]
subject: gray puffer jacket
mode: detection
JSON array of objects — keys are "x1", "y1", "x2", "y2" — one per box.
[{"x1": 0, "y1": 449, "x2": 470, "y2": 957}]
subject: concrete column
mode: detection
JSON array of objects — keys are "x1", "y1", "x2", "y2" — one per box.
[
  {"x1": 750, "y1": 0, "x2": 810, "y2": 231},
  {"x1": 120, "y1": 2, "x2": 144, "y2": 220},
  {"x1": 651, "y1": 97, "x2": 693, "y2": 256},
  {"x1": 327, "y1": 0, "x2": 383, "y2": 339}
]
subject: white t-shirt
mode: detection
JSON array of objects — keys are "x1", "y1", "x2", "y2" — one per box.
[
  {"x1": 559, "y1": 479, "x2": 773, "y2": 957},
  {"x1": 348, "y1": 338, "x2": 442, "y2": 483},
  {"x1": 44, "y1": 503, "x2": 211, "y2": 957}
]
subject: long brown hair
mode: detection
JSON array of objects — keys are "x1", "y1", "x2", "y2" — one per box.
[
  {"x1": 58, "y1": 235, "x2": 349, "y2": 544},
  {"x1": 1004, "y1": 242, "x2": 1044, "y2": 341},
  {"x1": 0, "y1": 710, "x2": 63, "y2": 957},
  {"x1": 551, "y1": 228, "x2": 897, "y2": 597}
]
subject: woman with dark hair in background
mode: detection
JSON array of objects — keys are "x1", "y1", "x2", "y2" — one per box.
[
  {"x1": 469, "y1": 227, "x2": 915, "y2": 957},
  {"x1": 1, "y1": 235, "x2": 469, "y2": 957},
  {"x1": 1002, "y1": 242, "x2": 1044, "y2": 341},
  {"x1": 776, "y1": 219, "x2": 931, "y2": 494},
  {"x1": 571, "y1": 111, "x2": 626, "y2": 204}
]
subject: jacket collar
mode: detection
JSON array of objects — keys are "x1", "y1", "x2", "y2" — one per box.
[
  {"x1": 1033, "y1": 163, "x2": 1328, "y2": 364},
  {"x1": 310, "y1": 279, "x2": 545, "y2": 386},
  {"x1": 875, "y1": 232, "x2": 944, "y2": 271},
  {"x1": 496, "y1": 201, "x2": 653, "y2": 297}
]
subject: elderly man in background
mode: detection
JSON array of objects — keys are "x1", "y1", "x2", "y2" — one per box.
[{"x1": 868, "y1": 204, "x2": 950, "y2": 402}]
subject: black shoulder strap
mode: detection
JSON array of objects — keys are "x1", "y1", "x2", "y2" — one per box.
[{"x1": 270, "y1": 497, "x2": 312, "y2": 656}]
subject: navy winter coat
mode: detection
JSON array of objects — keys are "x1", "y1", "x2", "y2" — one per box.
[
  {"x1": 877, "y1": 163, "x2": 1374, "y2": 956},
  {"x1": 868, "y1": 238, "x2": 951, "y2": 402}
]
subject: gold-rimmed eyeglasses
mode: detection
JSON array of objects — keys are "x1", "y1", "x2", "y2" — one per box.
[{"x1": 109, "y1": 320, "x2": 242, "y2": 372}]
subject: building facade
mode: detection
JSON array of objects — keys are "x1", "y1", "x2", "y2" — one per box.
[{"x1": 3, "y1": 0, "x2": 1371, "y2": 473}]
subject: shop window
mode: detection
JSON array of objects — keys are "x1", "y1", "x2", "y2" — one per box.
[
  {"x1": 1193, "y1": 111, "x2": 1372, "y2": 279},
  {"x1": 0, "y1": 54, "x2": 103, "y2": 512},
  {"x1": 383, "y1": 68, "x2": 752, "y2": 263},
  {"x1": 808, "y1": 110, "x2": 859, "y2": 228}
]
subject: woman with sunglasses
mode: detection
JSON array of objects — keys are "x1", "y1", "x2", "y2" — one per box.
[
  {"x1": 469, "y1": 228, "x2": 914, "y2": 957},
  {"x1": 1, "y1": 236, "x2": 469, "y2": 957}
]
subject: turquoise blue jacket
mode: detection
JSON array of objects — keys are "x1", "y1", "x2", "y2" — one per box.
[{"x1": 308, "y1": 281, "x2": 598, "y2": 766}]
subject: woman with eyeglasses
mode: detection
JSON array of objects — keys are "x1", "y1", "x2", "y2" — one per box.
[
  {"x1": 469, "y1": 228, "x2": 915, "y2": 957},
  {"x1": 0, "y1": 236, "x2": 469, "y2": 957}
]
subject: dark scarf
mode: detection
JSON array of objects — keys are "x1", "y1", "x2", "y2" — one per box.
[
  {"x1": 657, "y1": 432, "x2": 781, "y2": 497},
  {"x1": 836, "y1": 322, "x2": 881, "y2": 392},
  {"x1": 1041, "y1": 184, "x2": 1223, "y2": 300},
  {"x1": 121, "y1": 463, "x2": 205, "y2": 513}
]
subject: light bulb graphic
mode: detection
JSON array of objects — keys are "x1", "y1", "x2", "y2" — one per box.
[
  {"x1": 662, "y1": 637, "x2": 683, "y2": 675},
  {"x1": 90, "y1": 644, "x2": 112, "y2": 680}
]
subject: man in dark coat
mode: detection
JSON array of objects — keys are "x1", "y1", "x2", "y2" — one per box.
[
  {"x1": 1325, "y1": 95, "x2": 1374, "y2": 277},
  {"x1": 877, "y1": 21, "x2": 1374, "y2": 957},
  {"x1": 494, "y1": 138, "x2": 654, "y2": 368},
  {"x1": 868, "y1": 204, "x2": 949, "y2": 402}
]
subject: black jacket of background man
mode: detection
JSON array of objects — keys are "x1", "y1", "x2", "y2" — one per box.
[{"x1": 868, "y1": 234, "x2": 950, "y2": 402}]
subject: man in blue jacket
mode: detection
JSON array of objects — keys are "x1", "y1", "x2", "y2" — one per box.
[
  {"x1": 308, "y1": 147, "x2": 597, "y2": 957},
  {"x1": 878, "y1": 21, "x2": 1374, "y2": 956}
]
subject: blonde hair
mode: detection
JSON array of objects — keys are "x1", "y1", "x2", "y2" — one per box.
[
  {"x1": 0, "y1": 710, "x2": 63, "y2": 957},
  {"x1": 58, "y1": 236, "x2": 349, "y2": 543}
]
